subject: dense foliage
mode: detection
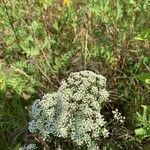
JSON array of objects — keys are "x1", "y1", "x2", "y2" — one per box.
[{"x1": 0, "y1": 0, "x2": 150, "y2": 149}]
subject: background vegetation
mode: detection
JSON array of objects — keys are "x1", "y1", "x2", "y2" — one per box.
[{"x1": 0, "y1": 0, "x2": 150, "y2": 149}]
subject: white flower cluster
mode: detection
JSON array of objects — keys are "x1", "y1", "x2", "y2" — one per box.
[
  {"x1": 28, "y1": 71, "x2": 110, "y2": 150},
  {"x1": 112, "y1": 109, "x2": 125, "y2": 123},
  {"x1": 19, "y1": 144, "x2": 37, "y2": 150}
]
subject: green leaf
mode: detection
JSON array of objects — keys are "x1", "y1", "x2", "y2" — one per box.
[
  {"x1": 133, "y1": 29, "x2": 150, "y2": 41},
  {"x1": 145, "y1": 79, "x2": 150, "y2": 84},
  {"x1": 136, "y1": 112, "x2": 146, "y2": 125},
  {"x1": 135, "y1": 128, "x2": 146, "y2": 136},
  {"x1": 30, "y1": 21, "x2": 39, "y2": 30},
  {"x1": 136, "y1": 73, "x2": 150, "y2": 84},
  {"x1": 141, "y1": 105, "x2": 150, "y2": 113},
  {"x1": 53, "y1": 21, "x2": 59, "y2": 31},
  {"x1": 0, "y1": 76, "x2": 5, "y2": 90},
  {"x1": 143, "y1": 105, "x2": 150, "y2": 122},
  {"x1": 141, "y1": 105, "x2": 148, "y2": 120},
  {"x1": 14, "y1": 143, "x2": 21, "y2": 150},
  {"x1": 133, "y1": 36, "x2": 144, "y2": 41}
]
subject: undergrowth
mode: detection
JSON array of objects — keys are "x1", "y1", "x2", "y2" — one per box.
[{"x1": 0, "y1": 0, "x2": 150, "y2": 149}]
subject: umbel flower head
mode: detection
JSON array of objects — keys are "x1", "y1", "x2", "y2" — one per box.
[{"x1": 28, "y1": 71, "x2": 109, "y2": 150}]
